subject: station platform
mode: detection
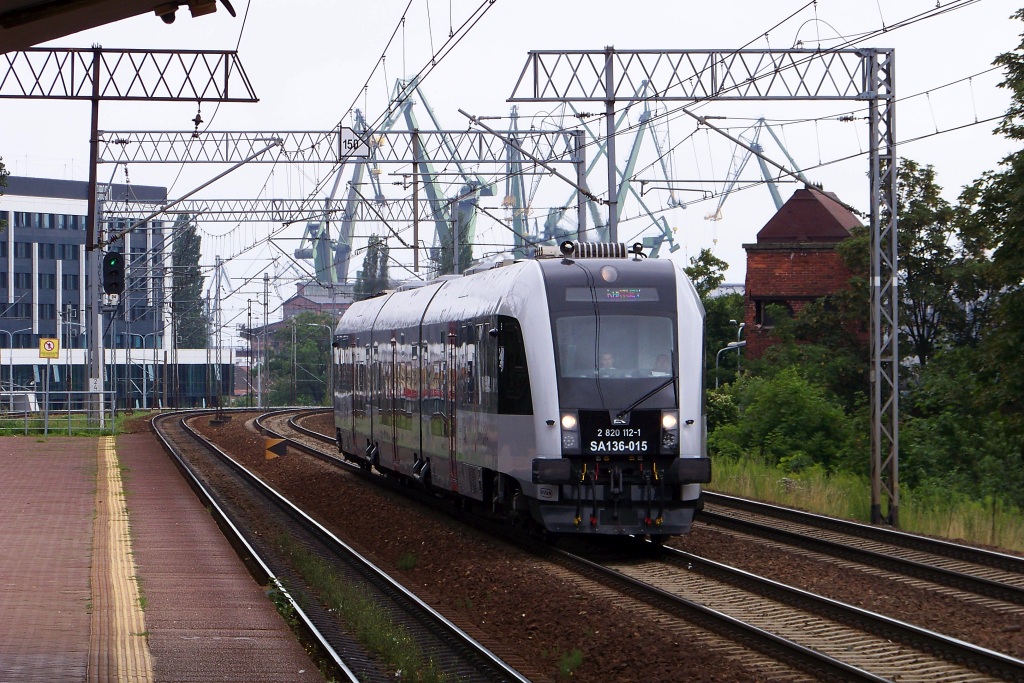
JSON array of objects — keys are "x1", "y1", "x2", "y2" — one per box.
[{"x1": 0, "y1": 431, "x2": 324, "y2": 682}]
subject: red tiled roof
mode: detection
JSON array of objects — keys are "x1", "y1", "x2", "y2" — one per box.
[{"x1": 756, "y1": 187, "x2": 862, "y2": 243}]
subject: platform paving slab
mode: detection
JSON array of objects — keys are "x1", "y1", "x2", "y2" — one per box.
[
  {"x1": 117, "y1": 432, "x2": 324, "y2": 682},
  {"x1": 0, "y1": 433, "x2": 324, "y2": 682},
  {"x1": 0, "y1": 438, "x2": 95, "y2": 682}
]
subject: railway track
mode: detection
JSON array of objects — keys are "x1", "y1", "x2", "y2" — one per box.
[
  {"x1": 700, "y1": 491, "x2": 1024, "y2": 611},
  {"x1": 577, "y1": 544, "x2": 1024, "y2": 682},
  {"x1": 262, "y1": 409, "x2": 1024, "y2": 681},
  {"x1": 152, "y1": 409, "x2": 529, "y2": 683}
]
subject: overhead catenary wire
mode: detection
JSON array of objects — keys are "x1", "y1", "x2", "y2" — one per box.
[{"x1": 128, "y1": 0, "x2": 999, "y2": 339}]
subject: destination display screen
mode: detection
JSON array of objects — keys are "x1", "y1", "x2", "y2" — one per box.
[{"x1": 565, "y1": 287, "x2": 660, "y2": 302}]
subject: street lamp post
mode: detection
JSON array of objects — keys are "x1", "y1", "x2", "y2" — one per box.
[
  {"x1": 1, "y1": 327, "x2": 34, "y2": 411},
  {"x1": 128, "y1": 332, "x2": 159, "y2": 409},
  {"x1": 715, "y1": 340, "x2": 747, "y2": 389},
  {"x1": 729, "y1": 320, "x2": 746, "y2": 374}
]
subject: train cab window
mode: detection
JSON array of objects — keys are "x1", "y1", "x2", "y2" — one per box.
[
  {"x1": 555, "y1": 315, "x2": 674, "y2": 378},
  {"x1": 497, "y1": 316, "x2": 532, "y2": 415}
]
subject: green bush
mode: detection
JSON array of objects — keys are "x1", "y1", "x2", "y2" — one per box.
[{"x1": 708, "y1": 367, "x2": 859, "y2": 473}]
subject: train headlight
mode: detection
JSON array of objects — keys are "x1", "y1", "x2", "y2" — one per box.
[
  {"x1": 661, "y1": 410, "x2": 679, "y2": 454},
  {"x1": 560, "y1": 410, "x2": 580, "y2": 454}
]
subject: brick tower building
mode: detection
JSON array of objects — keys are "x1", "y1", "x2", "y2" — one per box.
[{"x1": 742, "y1": 187, "x2": 862, "y2": 358}]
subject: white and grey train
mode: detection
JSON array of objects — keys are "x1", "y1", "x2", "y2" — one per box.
[{"x1": 333, "y1": 242, "x2": 711, "y2": 537}]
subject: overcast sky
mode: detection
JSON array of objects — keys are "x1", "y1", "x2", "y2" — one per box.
[{"x1": 2, "y1": 0, "x2": 1021, "y2": 338}]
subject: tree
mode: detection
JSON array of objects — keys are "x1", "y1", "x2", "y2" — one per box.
[
  {"x1": 892, "y1": 160, "x2": 956, "y2": 367},
  {"x1": 355, "y1": 234, "x2": 390, "y2": 300},
  {"x1": 171, "y1": 215, "x2": 210, "y2": 348},
  {"x1": 266, "y1": 311, "x2": 336, "y2": 406},
  {"x1": 683, "y1": 247, "x2": 728, "y2": 299},
  {"x1": 896, "y1": 14, "x2": 1024, "y2": 506},
  {"x1": 953, "y1": 9, "x2": 1024, "y2": 428},
  {"x1": 681, "y1": 248, "x2": 747, "y2": 388}
]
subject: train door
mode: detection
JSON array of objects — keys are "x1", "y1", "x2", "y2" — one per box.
[
  {"x1": 446, "y1": 321, "x2": 458, "y2": 492},
  {"x1": 370, "y1": 340, "x2": 381, "y2": 461},
  {"x1": 353, "y1": 341, "x2": 368, "y2": 448},
  {"x1": 389, "y1": 332, "x2": 400, "y2": 471},
  {"x1": 336, "y1": 335, "x2": 354, "y2": 452},
  {"x1": 422, "y1": 329, "x2": 445, "y2": 483}
]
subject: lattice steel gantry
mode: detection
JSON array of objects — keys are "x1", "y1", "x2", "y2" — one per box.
[
  {"x1": 1, "y1": 46, "x2": 258, "y2": 426},
  {"x1": 505, "y1": 47, "x2": 899, "y2": 525}
]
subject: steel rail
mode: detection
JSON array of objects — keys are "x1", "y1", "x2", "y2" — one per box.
[
  {"x1": 703, "y1": 491, "x2": 1024, "y2": 575},
  {"x1": 150, "y1": 410, "x2": 360, "y2": 683},
  {"x1": 653, "y1": 544, "x2": 1024, "y2": 682},
  {"x1": 199, "y1": 409, "x2": 531, "y2": 683},
  {"x1": 698, "y1": 508, "x2": 1024, "y2": 606},
  {"x1": 263, "y1": 410, "x2": 896, "y2": 682}
]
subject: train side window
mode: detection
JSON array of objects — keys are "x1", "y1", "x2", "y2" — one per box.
[{"x1": 497, "y1": 316, "x2": 532, "y2": 415}]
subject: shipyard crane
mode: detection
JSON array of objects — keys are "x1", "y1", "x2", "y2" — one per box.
[
  {"x1": 538, "y1": 82, "x2": 681, "y2": 258},
  {"x1": 389, "y1": 76, "x2": 495, "y2": 275},
  {"x1": 293, "y1": 108, "x2": 379, "y2": 285},
  {"x1": 705, "y1": 117, "x2": 810, "y2": 221},
  {"x1": 293, "y1": 78, "x2": 496, "y2": 279}
]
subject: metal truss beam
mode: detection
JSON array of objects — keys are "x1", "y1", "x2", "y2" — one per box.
[
  {"x1": 102, "y1": 197, "x2": 434, "y2": 224},
  {"x1": 1, "y1": 46, "x2": 258, "y2": 428},
  {"x1": 0, "y1": 48, "x2": 257, "y2": 101},
  {"x1": 508, "y1": 46, "x2": 900, "y2": 525},
  {"x1": 96, "y1": 128, "x2": 582, "y2": 164},
  {"x1": 509, "y1": 47, "x2": 874, "y2": 102}
]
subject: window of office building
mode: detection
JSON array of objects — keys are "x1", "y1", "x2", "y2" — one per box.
[
  {"x1": 58, "y1": 243, "x2": 80, "y2": 261},
  {"x1": 14, "y1": 272, "x2": 32, "y2": 288},
  {"x1": 60, "y1": 215, "x2": 80, "y2": 230},
  {"x1": 39, "y1": 273, "x2": 56, "y2": 290},
  {"x1": 10, "y1": 302, "x2": 32, "y2": 319},
  {"x1": 14, "y1": 242, "x2": 31, "y2": 259}
]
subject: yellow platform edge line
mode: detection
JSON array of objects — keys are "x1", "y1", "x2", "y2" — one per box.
[{"x1": 100, "y1": 436, "x2": 154, "y2": 682}]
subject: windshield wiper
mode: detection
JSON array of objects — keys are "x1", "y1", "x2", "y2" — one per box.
[{"x1": 615, "y1": 375, "x2": 676, "y2": 421}]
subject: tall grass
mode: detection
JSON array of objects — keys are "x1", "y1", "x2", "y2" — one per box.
[
  {"x1": 0, "y1": 411, "x2": 142, "y2": 436},
  {"x1": 708, "y1": 456, "x2": 1024, "y2": 553}
]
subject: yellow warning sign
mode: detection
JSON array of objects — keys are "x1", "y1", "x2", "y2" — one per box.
[
  {"x1": 265, "y1": 438, "x2": 288, "y2": 460},
  {"x1": 39, "y1": 338, "x2": 60, "y2": 359}
]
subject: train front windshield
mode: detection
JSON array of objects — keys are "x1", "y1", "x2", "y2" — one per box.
[
  {"x1": 555, "y1": 314, "x2": 675, "y2": 381},
  {"x1": 543, "y1": 259, "x2": 680, "y2": 411}
]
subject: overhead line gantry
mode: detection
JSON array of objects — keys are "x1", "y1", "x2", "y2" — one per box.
[
  {"x1": 504, "y1": 46, "x2": 899, "y2": 526},
  {"x1": 1, "y1": 46, "x2": 258, "y2": 424}
]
